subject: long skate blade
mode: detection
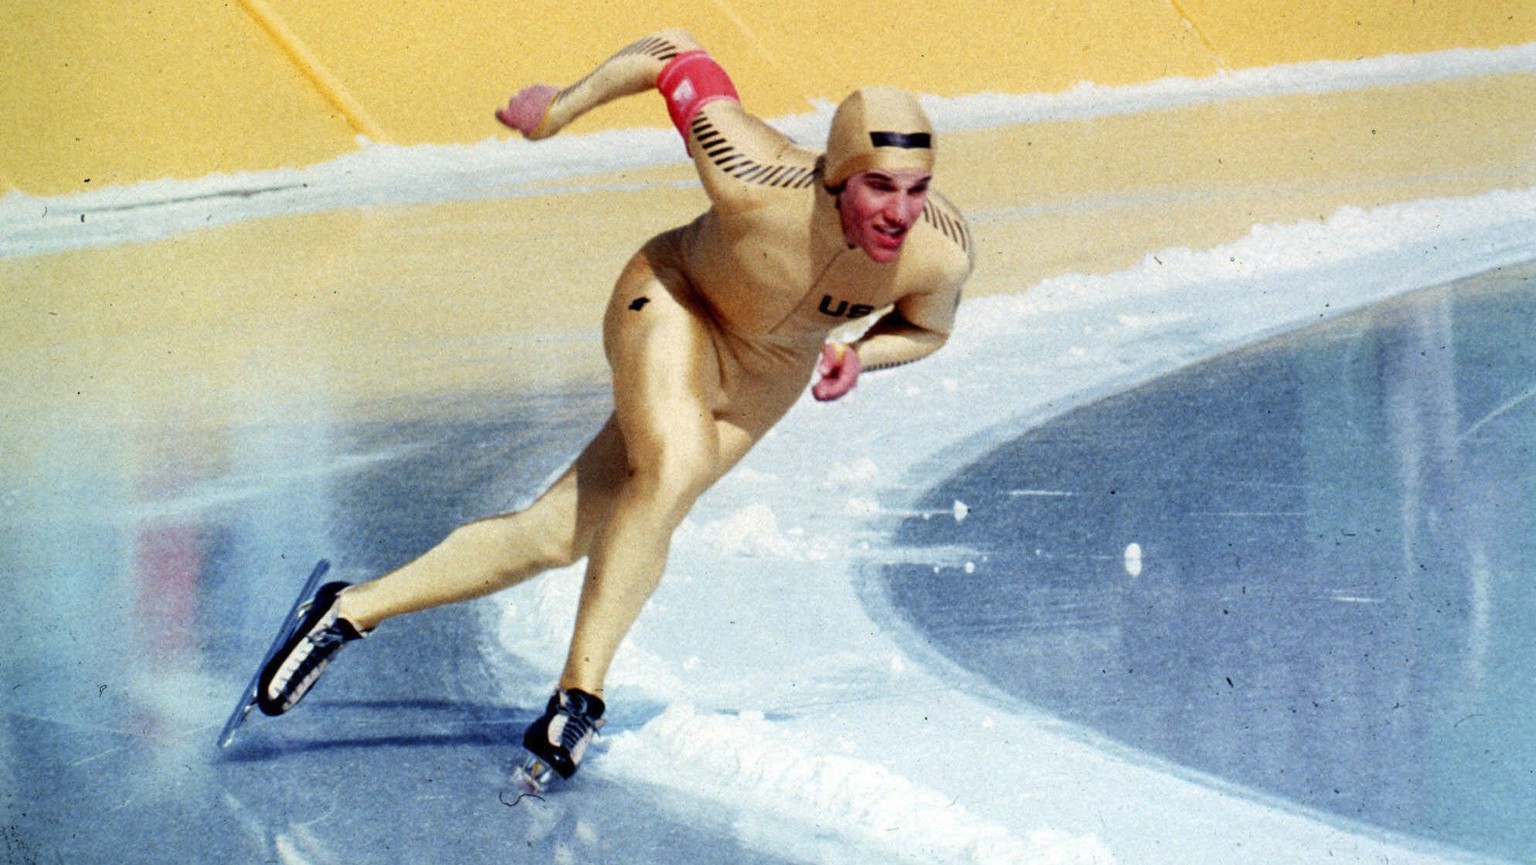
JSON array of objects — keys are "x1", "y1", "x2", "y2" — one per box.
[
  {"x1": 217, "y1": 560, "x2": 332, "y2": 749},
  {"x1": 509, "y1": 750, "x2": 560, "y2": 796},
  {"x1": 217, "y1": 687, "x2": 258, "y2": 749}
]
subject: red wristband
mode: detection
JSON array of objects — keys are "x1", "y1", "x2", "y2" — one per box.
[{"x1": 656, "y1": 51, "x2": 739, "y2": 138}]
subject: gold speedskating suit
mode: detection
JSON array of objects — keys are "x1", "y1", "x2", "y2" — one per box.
[{"x1": 339, "y1": 30, "x2": 974, "y2": 695}]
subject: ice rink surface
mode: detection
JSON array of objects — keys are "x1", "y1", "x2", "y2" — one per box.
[
  {"x1": 5, "y1": 385, "x2": 797, "y2": 865},
  {"x1": 882, "y1": 263, "x2": 1536, "y2": 863},
  {"x1": 4, "y1": 48, "x2": 1536, "y2": 865}
]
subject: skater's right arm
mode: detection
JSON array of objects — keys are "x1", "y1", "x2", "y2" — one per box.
[
  {"x1": 497, "y1": 31, "x2": 799, "y2": 208},
  {"x1": 497, "y1": 29, "x2": 707, "y2": 140}
]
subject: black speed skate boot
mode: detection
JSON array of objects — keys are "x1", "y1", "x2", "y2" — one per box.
[
  {"x1": 512, "y1": 688, "x2": 606, "y2": 793},
  {"x1": 255, "y1": 581, "x2": 369, "y2": 716}
]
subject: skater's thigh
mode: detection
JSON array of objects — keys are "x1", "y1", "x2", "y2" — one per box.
[
  {"x1": 602, "y1": 248, "x2": 725, "y2": 488},
  {"x1": 712, "y1": 366, "x2": 808, "y2": 472},
  {"x1": 512, "y1": 414, "x2": 628, "y2": 561}
]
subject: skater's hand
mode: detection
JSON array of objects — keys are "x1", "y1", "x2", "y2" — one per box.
[
  {"x1": 496, "y1": 84, "x2": 558, "y2": 138},
  {"x1": 812, "y1": 342, "x2": 861, "y2": 402}
]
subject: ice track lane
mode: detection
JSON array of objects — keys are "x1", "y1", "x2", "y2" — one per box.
[{"x1": 0, "y1": 388, "x2": 803, "y2": 865}]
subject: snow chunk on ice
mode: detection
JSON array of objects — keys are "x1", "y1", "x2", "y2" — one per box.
[
  {"x1": 821, "y1": 457, "x2": 881, "y2": 488},
  {"x1": 679, "y1": 503, "x2": 826, "y2": 561},
  {"x1": 844, "y1": 496, "x2": 882, "y2": 517}
]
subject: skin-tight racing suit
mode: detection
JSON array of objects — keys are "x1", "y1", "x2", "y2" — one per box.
[{"x1": 336, "y1": 29, "x2": 974, "y2": 698}]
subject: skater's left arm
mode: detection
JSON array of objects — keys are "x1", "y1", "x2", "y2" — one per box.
[
  {"x1": 812, "y1": 278, "x2": 965, "y2": 402},
  {"x1": 815, "y1": 190, "x2": 974, "y2": 401}
]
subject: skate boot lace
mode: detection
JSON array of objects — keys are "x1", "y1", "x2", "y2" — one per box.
[
  {"x1": 265, "y1": 608, "x2": 362, "y2": 708},
  {"x1": 546, "y1": 691, "x2": 605, "y2": 765},
  {"x1": 256, "y1": 581, "x2": 368, "y2": 717},
  {"x1": 306, "y1": 623, "x2": 350, "y2": 649},
  {"x1": 557, "y1": 709, "x2": 599, "y2": 751}
]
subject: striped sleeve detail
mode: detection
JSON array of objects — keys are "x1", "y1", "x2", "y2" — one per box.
[
  {"x1": 921, "y1": 197, "x2": 972, "y2": 254},
  {"x1": 616, "y1": 34, "x2": 686, "y2": 62},
  {"x1": 689, "y1": 114, "x2": 818, "y2": 189},
  {"x1": 548, "y1": 35, "x2": 687, "y2": 114}
]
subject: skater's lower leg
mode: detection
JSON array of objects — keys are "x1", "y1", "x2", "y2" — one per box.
[
  {"x1": 515, "y1": 451, "x2": 714, "y2": 787},
  {"x1": 336, "y1": 419, "x2": 628, "y2": 631},
  {"x1": 556, "y1": 535, "x2": 668, "y2": 696},
  {"x1": 556, "y1": 442, "x2": 717, "y2": 695},
  {"x1": 336, "y1": 513, "x2": 572, "y2": 630}
]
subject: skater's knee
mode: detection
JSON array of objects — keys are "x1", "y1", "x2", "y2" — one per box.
[
  {"x1": 530, "y1": 532, "x2": 584, "y2": 570},
  {"x1": 624, "y1": 447, "x2": 715, "y2": 520},
  {"x1": 637, "y1": 420, "x2": 719, "y2": 480}
]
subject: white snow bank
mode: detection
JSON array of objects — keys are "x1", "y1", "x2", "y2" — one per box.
[
  {"x1": 3, "y1": 42, "x2": 1533, "y2": 259},
  {"x1": 921, "y1": 41, "x2": 1536, "y2": 130},
  {"x1": 604, "y1": 704, "x2": 1115, "y2": 865}
]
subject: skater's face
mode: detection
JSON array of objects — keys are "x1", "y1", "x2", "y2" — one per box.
[{"x1": 838, "y1": 168, "x2": 931, "y2": 264}]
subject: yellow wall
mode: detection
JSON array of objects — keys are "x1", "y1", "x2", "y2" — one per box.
[{"x1": 2, "y1": 0, "x2": 1532, "y2": 195}]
